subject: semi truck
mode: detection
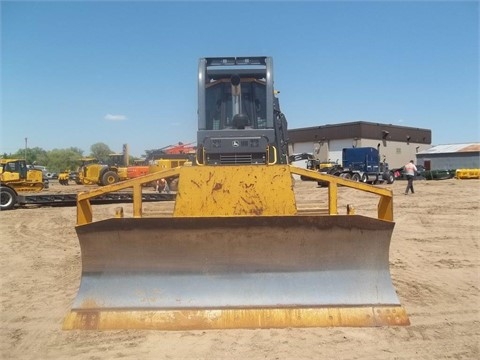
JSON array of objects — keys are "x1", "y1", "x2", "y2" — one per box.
[{"x1": 311, "y1": 146, "x2": 395, "y2": 186}]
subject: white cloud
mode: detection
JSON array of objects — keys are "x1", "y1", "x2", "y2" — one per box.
[{"x1": 104, "y1": 113, "x2": 127, "y2": 121}]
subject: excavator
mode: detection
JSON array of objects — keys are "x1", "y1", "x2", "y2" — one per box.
[{"x1": 63, "y1": 56, "x2": 409, "y2": 330}]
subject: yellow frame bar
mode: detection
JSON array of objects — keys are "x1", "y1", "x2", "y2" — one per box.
[
  {"x1": 76, "y1": 165, "x2": 394, "y2": 225},
  {"x1": 77, "y1": 167, "x2": 181, "y2": 225},
  {"x1": 289, "y1": 166, "x2": 393, "y2": 221}
]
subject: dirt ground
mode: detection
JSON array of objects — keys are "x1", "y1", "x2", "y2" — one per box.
[{"x1": 1, "y1": 177, "x2": 479, "y2": 360}]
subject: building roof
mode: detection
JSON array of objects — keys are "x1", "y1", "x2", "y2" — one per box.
[
  {"x1": 417, "y1": 143, "x2": 480, "y2": 155},
  {"x1": 288, "y1": 121, "x2": 431, "y2": 144}
]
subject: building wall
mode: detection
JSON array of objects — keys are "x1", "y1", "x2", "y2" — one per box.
[
  {"x1": 289, "y1": 139, "x2": 430, "y2": 168},
  {"x1": 417, "y1": 153, "x2": 480, "y2": 170},
  {"x1": 288, "y1": 121, "x2": 432, "y2": 169}
]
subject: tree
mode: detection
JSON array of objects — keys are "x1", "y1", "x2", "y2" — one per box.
[
  {"x1": 7, "y1": 147, "x2": 48, "y2": 165},
  {"x1": 89, "y1": 143, "x2": 112, "y2": 164},
  {"x1": 47, "y1": 147, "x2": 84, "y2": 172},
  {"x1": 2, "y1": 147, "x2": 84, "y2": 173}
]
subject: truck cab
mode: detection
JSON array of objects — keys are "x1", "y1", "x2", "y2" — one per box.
[{"x1": 340, "y1": 147, "x2": 395, "y2": 184}]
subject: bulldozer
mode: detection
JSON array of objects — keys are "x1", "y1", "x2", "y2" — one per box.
[
  {"x1": 1, "y1": 159, "x2": 45, "y2": 192},
  {"x1": 1, "y1": 159, "x2": 46, "y2": 210},
  {"x1": 63, "y1": 56, "x2": 409, "y2": 330}
]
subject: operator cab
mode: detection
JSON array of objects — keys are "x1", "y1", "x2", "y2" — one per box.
[
  {"x1": 197, "y1": 57, "x2": 288, "y2": 165},
  {"x1": 205, "y1": 72, "x2": 267, "y2": 131}
]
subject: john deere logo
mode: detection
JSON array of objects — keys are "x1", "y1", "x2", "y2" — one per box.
[{"x1": 232, "y1": 140, "x2": 240, "y2": 147}]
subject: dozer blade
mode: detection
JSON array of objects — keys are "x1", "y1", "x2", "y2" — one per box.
[{"x1": 63, "y1": 215, "x2": 409, "y2": 330}]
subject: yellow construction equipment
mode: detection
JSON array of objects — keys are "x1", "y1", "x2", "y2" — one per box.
[
  {"x1": 75, "y1": 144, "x2": 130, "y2": 186},
  {"x1": 58, "y1": 170, "x2": 70, "y2": 185},
  {"x1": 455, "y1": 168, "x2": 480, "y2": 179},
  {"x1": 1, "y1": 159, "x2": 45, "y2": 192},
  {"x1": 107, "y1": 145, "x2": 130, "y2": 182},
  {"x1": 64, "y1": 56, "x2": 409, "y2": 330},
  {"x1": 1, "y1": 159, "x2": 45, "y2": 210},
  {"x1": 127, "y1": 155, "x2": 191, "y2": 192},
  {"x1": 77, "y1": 157, "x2": 121, "y2": 185},
  {"x1": 148, "y1": 155, "x2": 192, "y2": 192}
]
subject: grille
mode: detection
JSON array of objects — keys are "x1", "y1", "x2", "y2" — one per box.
[{"x1": 219, "y1": 154, "x2": 253, "y2": 164}]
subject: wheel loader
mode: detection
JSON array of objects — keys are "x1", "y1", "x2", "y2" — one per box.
[
  {"x1": 64, "y1": 56, "x2": 409, "y2": 330},
  {"x1": 76, "y1": 156, "x2": 125, "y2": 186}
]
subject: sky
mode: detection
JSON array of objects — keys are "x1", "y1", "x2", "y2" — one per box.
[{"x1": 1, "y1": 0, "x2": 479, "y2": 158}]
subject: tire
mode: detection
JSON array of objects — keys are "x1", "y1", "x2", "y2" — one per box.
[
  {"x1": 168, "y1": 178, "x2": 179, "y2": 192},
  {"x1": 361, "y1": 173, "x2": 368, "y2": 183},
  {"x1": 101, "y1": 171, "x2": 120, "y2": 186},
  {"x1": 351, "y1": 173, "x2": 361, "y2": 182},
  {"x1": 385, "y1": 172, "x2": 395, "y2": 184},
  {"x1": 0, "y1": 186, "x2": 17, "y2": 211}
]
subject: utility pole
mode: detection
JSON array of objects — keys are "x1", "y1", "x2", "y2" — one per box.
[{"x1": 24, "y1": 137, "x2": 28, "y2": 161}]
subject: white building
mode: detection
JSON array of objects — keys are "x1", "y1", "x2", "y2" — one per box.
[
  {"x1": 416, "y1": 143, "x2": 480, "y2": 170},
  {"x1": 288, "y1": 121, "x2": 432, "y2": 169}
]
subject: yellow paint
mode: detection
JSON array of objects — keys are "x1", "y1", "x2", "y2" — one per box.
[
  {"x1": 63, "y1": 306, "x2": 410, "y2": 330},
  {"x1": 290, "y1": 166, "x2": 394, "y2": 221},
  {"x1": 0, "y1": 159, "x2": 44, "y2": 192},
  {"x1": 174, "y1": 165, "x2": 297, "y2": 216},
  {"x1": 456, "y1": 168, "x2": 480, "y2": 179},
  {"x1": 75, "y1": 165, "x2": 394, "y2": 224},
  {"x1": 68, "y1": 163, "x2": 407, "y2": 332}
]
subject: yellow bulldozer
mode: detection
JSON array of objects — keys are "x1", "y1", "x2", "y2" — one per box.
[
  {"x1": 1, "y1": 159, "x2": 45, "y2": 210},
  {"x1": 1, "y1": 159, "x2": 45, "y2": 192},
  {"x1": 63, "y1": 56, "x2": 409, "y2": 330}
]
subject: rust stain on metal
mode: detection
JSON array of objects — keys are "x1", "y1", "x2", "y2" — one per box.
[
  {"x1": 241, "y1": 182, "x2": 255, "y2": 189},
  {"x1": 206, "y1": 171, "x2": 214, "y2": 184},
  {"x1": 250, "y1": 207, "x2": 263, "y2": 215},
  {"x1": 238, "y1": 196, "x2": 264, "y2": 215},
  {"x1": 190, "y1": 179, "x2": 201, "y2": 188},
  {"x1": 77, "y1": 311, "x2": 100, "y2": 330},
  {"x1": 80, "y1": 299, "x2": 102, "y2": 309}
]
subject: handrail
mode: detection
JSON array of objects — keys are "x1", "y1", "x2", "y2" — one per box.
[
  {"x1": 288, "y1": 166, "x2": 393, "y2": 221},
  {"x1": 76, "y1": 165, "x2": 394, "y2": 226},
  {"x1": 77, "y1": 167, "x2": 181, "y2": 225},
  {"x1": 267, "y1": 146, "x2": 277, "y2": 165}
]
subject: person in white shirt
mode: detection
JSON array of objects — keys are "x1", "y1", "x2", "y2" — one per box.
[{"x1": 404, "y1": 160, "x2": 417, "y2": 195}]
